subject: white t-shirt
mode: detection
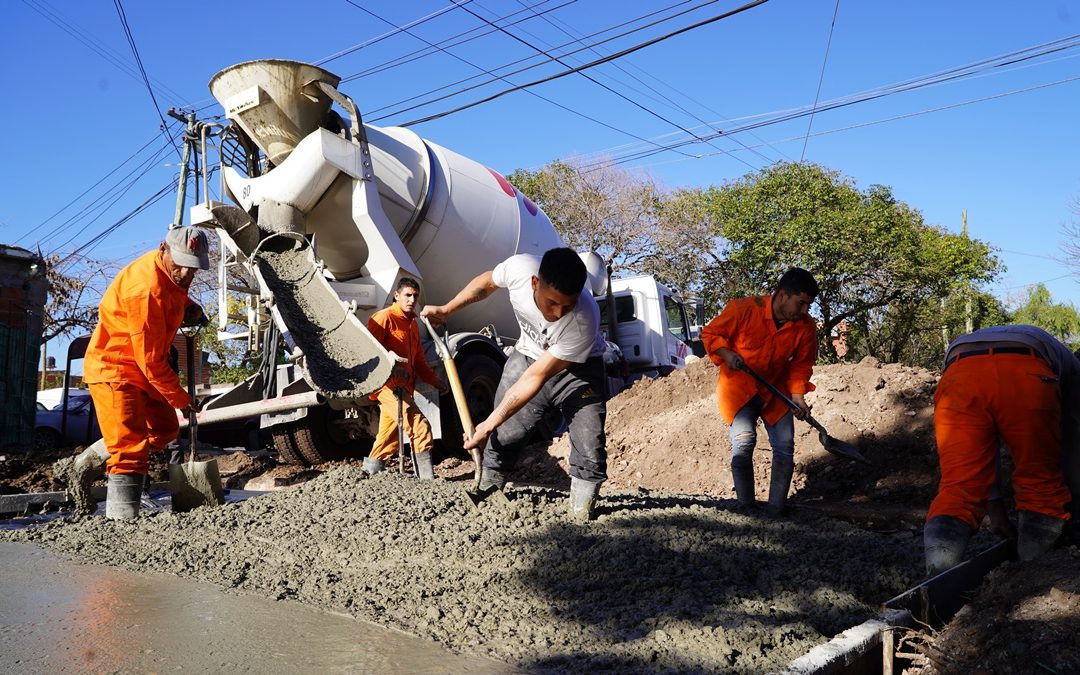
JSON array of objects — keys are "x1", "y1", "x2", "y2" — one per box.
[{"x1": 492, "y1": 254, "x2": 607, "y2": 363}]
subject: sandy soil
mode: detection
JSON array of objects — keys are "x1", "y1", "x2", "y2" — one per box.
[{"x1": 2, "y1": 356, "x2": 1075, "y2": 671}]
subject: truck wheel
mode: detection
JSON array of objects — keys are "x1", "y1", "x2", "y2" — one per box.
[
  {"x1": 288, "y1": 404, "x2": 372, "y2": 465},
  {"x1": 440, "y1": 353, "x2": 502, "y2": 454},
  {"x1": 272, "y1": 426, "x2": 308, "y2": 466}
]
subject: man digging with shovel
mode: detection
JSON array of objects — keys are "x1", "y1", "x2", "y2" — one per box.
[
  {"x1": 701, "y1": 268, "x2": 820, "y2": 517},
  {"x1": 78, "y1": 227, "x2": 210, "y2": 520},
  {"x1": 421, "y1": 247, "x2": 608, "y2": 521}
]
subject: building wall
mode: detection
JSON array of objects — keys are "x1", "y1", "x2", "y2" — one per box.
[{"x1": 0, "y1": 246, "x2": 48, "y2": 451}]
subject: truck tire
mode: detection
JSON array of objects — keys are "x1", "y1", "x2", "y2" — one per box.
[
  {"x1": 272, "y1": 426, "x2": 308, "y2": 466},
  {"x1": 287, "y1": 404, "x2": 372, "y2": 465},
  {"x1": 440, "y1": 352, "x2": 503, "y2": 455}
]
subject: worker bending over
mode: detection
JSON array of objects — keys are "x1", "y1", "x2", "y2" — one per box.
[
  {"x1": 84, "y1": 227, "x2": 209, "y2": 519},
  {"x1": 701, "y1": 268, "x2": 819, "y2": 516},
  {"x1": 925, "y1": 324, "x2": 1076, "y2": 576},
  {"x1": 364, "y1": 277, "x2": 446, "y2": 478},
  {"x1": 421, "y1": 247, "x2": 608, "y2": 521}
]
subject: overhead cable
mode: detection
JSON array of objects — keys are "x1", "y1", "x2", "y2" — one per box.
[{"x1": 396, "y1": 0, "x2": 768, "y2": 127}]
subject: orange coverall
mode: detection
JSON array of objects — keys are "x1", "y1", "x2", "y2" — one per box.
[
  {"x1": 84, "y1": 251, "x2": 194, "y2": 475},
  {"x1": 700, "y1": 294, "x2": 817, "y2": 425},
  {"x1": 929, "y1": 352, "x2": 1071, "y2": 528},
  {"x1": 367, "y1": 303, "x2": 440, "y2": 462}
]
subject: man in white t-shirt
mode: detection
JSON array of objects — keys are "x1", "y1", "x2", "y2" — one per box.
[{"x1": 421, "y1": 247, "x2": 608, "y2": 521}]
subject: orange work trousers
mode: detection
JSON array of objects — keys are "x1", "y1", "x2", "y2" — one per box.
[
  {"x1": 369, "y1": 387, "x2": 433, "y2": 462},
  {"x1": 89, "y1": 382, "x2": 179, "y2": 475},
  {"x1": 928, "y1": 353, "x2": 1071, "y2": 528}
]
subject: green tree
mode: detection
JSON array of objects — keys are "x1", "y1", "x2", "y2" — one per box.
[
  {"x1": 507, "y1": 159, "x2": 661, "y2": 272},
  {"x1": 1010, "y1": 284, "x2": 1080, "y2": 349},
  {"x1": 699, "y1": 162, "x2": 1002, "y2": 360}
]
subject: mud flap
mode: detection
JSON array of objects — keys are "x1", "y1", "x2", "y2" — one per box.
[{"x1": 253, "y1": 233, "x2": 394, "y2": 402}]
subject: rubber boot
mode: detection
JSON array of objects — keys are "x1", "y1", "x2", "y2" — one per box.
[
  {"x1": 731, "y1": 456, "x2": 756, "y2": 508},
  {"x1": 569, "y1": 477, "x2": 600, "y2": 522},
  {"x1": 415, "y1": 451, "x2": 434, "y2": 480},
  {"x1": 362, "y1": 457, "x2": 385, "y2": 476},
  {"x1": 1017, "y1": 510, "x2": 1064, "y2": 561},
  {"x1": 478, "y1": 466, "x2": 506, "y2": 492},
  {"x1": 105, "y1": 473, "x2": 144, "y2": 520},
  {"x1": 54, "y1": 439, "x2": 110, "y2": 515},
  {"x1": 923, "y1": 515, "x2": 972, "y2": 576},
  {"x1": 766, "y1": 458, "x2": 795, "y2": 517}
]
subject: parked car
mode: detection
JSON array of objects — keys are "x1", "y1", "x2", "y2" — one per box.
[{"x1": 34, "y1": 391, "x2": 101, "y2": 450}]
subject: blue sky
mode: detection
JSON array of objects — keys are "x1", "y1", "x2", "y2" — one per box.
[{"x1": 4, "y1": 0, "x2": 1080, "y2": 365}]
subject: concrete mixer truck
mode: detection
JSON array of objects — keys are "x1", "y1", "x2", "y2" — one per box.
[{"x1": 185, "y1": 59, "x2": 693, "y2": 465}]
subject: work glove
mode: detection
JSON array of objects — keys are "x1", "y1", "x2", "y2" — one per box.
[{"x1": 183, "y1": 304, "x2": 209, "y2": 328}]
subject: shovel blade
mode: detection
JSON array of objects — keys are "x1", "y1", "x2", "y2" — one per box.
[
  {"x1": 464, "y1": 484, "x2": 511, "y2": 509},
  {"x1": 169, "y1": 460, "x2": 226, "y2": 512},
  {"x1": 820, "y1": 431, "x2": 873, "y2": 465}
]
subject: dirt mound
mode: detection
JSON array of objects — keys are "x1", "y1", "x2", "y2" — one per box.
[
  {"x1": 2, "y1": 468, "x2": 924, "y2": 673},
  {"x1": 546, "y1": 357, "x2": 939, "y2": 520},
  {"x1": 909, "y1": 547, "x2": 1080, "y2": 672}
]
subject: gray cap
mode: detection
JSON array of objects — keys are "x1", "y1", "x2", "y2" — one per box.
[{"x1": 165, "y1": 227, "x2": 210, "y2": 270}]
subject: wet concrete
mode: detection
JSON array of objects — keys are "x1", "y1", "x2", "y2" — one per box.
[
  {"x1": 1, "y1": 468, "x2": 926, "y2": 672},
  {"x1": 0, "y1": 541, "x2": 512, "y2": 674}
]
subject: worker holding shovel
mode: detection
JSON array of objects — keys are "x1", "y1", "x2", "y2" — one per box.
[
  {"x1": 82, "y1": 227, "x2": 210, "y2": 520},
  {"x1": 364, "y1": 278, "x2": 447, "y2": 478},
  {"x1": 700, "y1": 268, "x2": 820, "y2": 516},
  {"x1": 421, "y1": 247, "x2": 609, "y2": 521},
  {"x1": 925, "y1": 324, "x2": 1077, "y2": 576}
]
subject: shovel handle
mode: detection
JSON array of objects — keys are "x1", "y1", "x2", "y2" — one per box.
[
  {"x1": 420, "y1": 316, "x2": 482, "y2": 487},
  {"x1": 185, "y1": 333, "x2": 198, "y2": 464}
]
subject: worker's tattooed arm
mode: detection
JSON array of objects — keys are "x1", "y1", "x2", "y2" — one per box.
[
  {"x1": 464, "y1": 353, "x2": 570, "y2": 451},
  {"x1": 420, "y1": 270, "x2": 497, "y2": 324}
]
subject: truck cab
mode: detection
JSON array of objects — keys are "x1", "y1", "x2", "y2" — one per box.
[{"x1": 596, "y1": 275, "x2": 696, "y2": 394}]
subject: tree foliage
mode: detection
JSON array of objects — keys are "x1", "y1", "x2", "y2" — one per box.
[
  {"x1": 42, "y1": 255, "x2": 117, "y2": 343},
  {"x1": 507, "y1": 159, "x2": 661, "y2": 272},
  {"x1": 1009, "y1": 284, "x2": 1080, "y2": 349},
  {"x1": 699, "y1": 162, "x2": 1002, "y2": 361}
]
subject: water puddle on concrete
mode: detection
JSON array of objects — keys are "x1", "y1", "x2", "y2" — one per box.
[{"x1": 0, "y1": 542, "x2": 513, "y2": 674}]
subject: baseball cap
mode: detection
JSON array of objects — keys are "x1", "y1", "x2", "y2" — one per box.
[{"x1": 165, "y1": 227, "x2": 210, "y2": 270}]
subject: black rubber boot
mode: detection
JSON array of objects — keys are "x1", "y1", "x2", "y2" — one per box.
[
  {"x1": 362, "y1": 457, "x2": 384, "y2": 476},
  {"x1": 923, "y1": 515, "x2": 972, "y2": 576},
  {"x1": 569, "y1": 477, "x2": 600, "y2": 522},
  {"x1": 414, "y1": 451, "x2": 434, "y2": 480},
  {"x1": 105, "y1": 473, "x2": 144, "y2": 520},
  {"x1": 478, "y1": 466, "x2": 506, "y2": 492},
  {"x1": 731, "y1": 456, "x2": 755, "y2": 508},
  {"x1": 767, "y1": 458, "x2": 795, "y2": 517},
  {"x1": 1017, "y1": 510, "x2": 1064, "y2": 561}
]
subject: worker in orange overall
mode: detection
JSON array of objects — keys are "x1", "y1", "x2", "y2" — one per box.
[
  {"x1": 84, "y1": 227, "x2": 209, "y2": 519},
  {"x1": 925, "y1": 324, "x2": 1077, "y2": 576},
  {"x1": 363, "y1": 277, "x2": 446, "y2": 478},
  {"x1": 700, "y1": 268, "x2": 819, "y2": 516}
]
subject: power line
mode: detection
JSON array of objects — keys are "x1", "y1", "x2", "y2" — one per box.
[
  {"x1": 16, "y1": 131, "x2": 168, "y2": 246},
  {"x1": 502, "y1": 0, "x2": 770, "y2": 168},
  {"x1": 316, "y1": 1, "x2": 475, "y2": 66},
  {"x1": 397, "y1": 0, "x2": 768, "y2": 127},
  {"x1": 21, "y1": 0, "x2": 189, "y2": 104},
  {"x1": 579, "y1": 33, "x2": 1080, "y2": 170},
  {"x1": 342, "y1": 0, "x2": 700, "y2": 158},
  {"x1": 339, "y1": 0, "x2": 576, "y2": 84},
  {"x1": 112, "y1": 0, "x2": 180, "y2": 158},
  {"x1": 366, "y1": 0, "x2": 737, "y2": 120},
  {"x1": 800, "y1": 0, "x2": 840, "y2": 162},
  {"x1": 452, "y1": 1, "x2": 716, "y2": 146},
  {"x1": 55, "y1": 181, "x2": 176, "y2": 265}
]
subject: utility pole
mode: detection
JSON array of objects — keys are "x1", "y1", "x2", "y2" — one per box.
[{"x1": 963, "y1": 210, "x2": 973, "y2": 333}]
